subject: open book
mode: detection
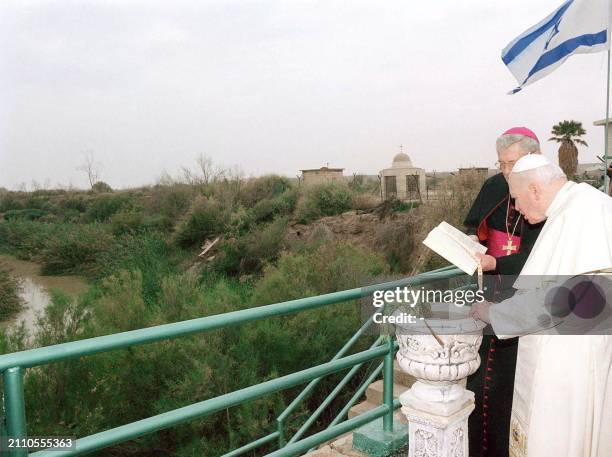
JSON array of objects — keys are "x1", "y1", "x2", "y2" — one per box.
[{"x1": 422, "y1": 221, "x2": 487, "y2": 275}]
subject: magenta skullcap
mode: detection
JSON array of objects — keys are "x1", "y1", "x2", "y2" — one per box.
[{"x1": 502, "y1": 126, "x2": 539, "y2": 144}]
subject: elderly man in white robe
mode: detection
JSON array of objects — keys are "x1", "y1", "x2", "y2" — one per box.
[{"x1": 470, "y1": 154, "x2": 612, "y2": 457}]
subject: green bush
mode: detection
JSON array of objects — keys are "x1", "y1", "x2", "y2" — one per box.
[
  {"x1": 213, "y1": 217, "x2": 288, "y2": 276},
  {"x1": 246, "y1": 242, "x2": 385, "y2": 386},
  {"x1": 91, "y1": 181, "x2": 113, "y2": 193},
  {"x1": 249, "y1": 188, "x2": 299, "y2": 224},
  {"x1": 295, "y1": 182, "x2": 353, "y2": 223},
  {"x1": 148, "y1": 184, "x2": 195, "y2": 222},
  {"x1": 0, "y1": 220, "x2": 56, "y2": 260},
  {"x1": 57, "y1": 195, "x2": 88, "y2": 214},
  {"x1": 95, "y1": 233, "x2": 175, "y2": 304},
  {"x1": 174, "y1": 197, "x2": 230, "y2": 248},
  {"x1": 390, "y1": 198, "x2": 420, "y2": 212},
  {"x1": 3, "y1": 208, "x2": 47, "y2": 221},
  {"x1": 0, "y1": 192, "x2": 24, "y2": 212},
  {"x1": 23, "y1": 194, "x2": 53, "y2": 211},
  {"x1": 85, "y1": 194, "x2": 132, "y2": 222},
  {"x1": 375, "y1": 217, "x2": 420, "y2": 273},
  {"x1": 252, "y1": 241, "x2": 388, "y2": 304},
  {"x1": 0, "y1": 264, "x2": 22, "y2": 319},
  {"x1": 40, "y1": 224, "x2": 114, "y2": 277},
  {"x1": 110, "y1": 210, "x2": 146, "y2": 236},
  {"x1": 239, "y1": 175, "x2": 292, "y2": 207}
]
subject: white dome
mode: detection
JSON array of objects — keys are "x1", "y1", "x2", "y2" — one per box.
[{"x1": 392, "y1": 152, "x2": 412, "y2": 167}]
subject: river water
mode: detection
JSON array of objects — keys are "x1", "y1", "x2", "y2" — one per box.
[{"x1": 0, "y1": 255, "x2": 89, "y2": 332}]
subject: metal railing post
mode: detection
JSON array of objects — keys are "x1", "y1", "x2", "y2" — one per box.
[
  {"x1": 382, "y1": 337, "x2": 394, "y2": 433},
  {"x1": 4, "y1": 367, "x2": 27, "y2": 457},
  {"x1": 276, "y1": 417, "x2": 286, "y2": 448}
]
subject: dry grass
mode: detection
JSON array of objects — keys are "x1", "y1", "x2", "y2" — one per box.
[
  {"x1": 407, "y1": 170, "x2": 484, "y2": 274},
  {"x1": 351, "y1": 193, "x2": 381, "y2": 210}
]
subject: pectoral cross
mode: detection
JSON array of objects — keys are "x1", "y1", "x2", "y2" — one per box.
[{"x1": 502, "y1": 239, "x2": 517, "y2": 256}]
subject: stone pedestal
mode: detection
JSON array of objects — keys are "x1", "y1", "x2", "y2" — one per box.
[
  {"x1": 401, "y1": 382, "x2": 474, "y2": 457},
  {"x1": 394, "y1": 303, "x2": 486, "y2": 457}
]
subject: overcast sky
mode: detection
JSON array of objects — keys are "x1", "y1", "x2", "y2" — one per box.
[{"x1": 1, "y1": 0, "x2": 610, "y2": 190}]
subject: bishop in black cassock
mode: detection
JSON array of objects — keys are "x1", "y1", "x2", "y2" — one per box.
[{"x1": 463, "y1": 127, "x2": 544, "y2": 457}]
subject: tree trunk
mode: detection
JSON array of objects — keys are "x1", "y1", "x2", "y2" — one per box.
[{"x1": 558, "y1": 139, "x2": 578, "y2": 178}]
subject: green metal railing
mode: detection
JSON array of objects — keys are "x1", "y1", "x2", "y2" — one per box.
[{"x1": 0, "y1": 265, "x2": 465, "y2": 457}]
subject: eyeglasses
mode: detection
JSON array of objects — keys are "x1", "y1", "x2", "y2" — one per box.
[
  {"x1": 495, "y1": 160, "x2": 518, "y2": 170},
  {"x1": 495, "y1": 153, "x2": 533, "y2": 171}
]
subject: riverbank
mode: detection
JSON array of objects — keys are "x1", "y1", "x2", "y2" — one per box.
[{"x1": 0, "y1": 254, "x2": 88, "y2": 331}]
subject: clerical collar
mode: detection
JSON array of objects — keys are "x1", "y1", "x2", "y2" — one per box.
[{"x1": 545, "y1": 181, "x2": 575, "y2": 218}]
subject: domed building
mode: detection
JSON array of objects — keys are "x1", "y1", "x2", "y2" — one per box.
[{"x1": 379, "y1": 152, "x2": 426, "y2": 201}]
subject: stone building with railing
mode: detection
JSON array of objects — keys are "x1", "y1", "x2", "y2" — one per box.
[
  {"x1": 379, "y1": 153, "x2": 426, "y2": 202},
  {"x1": 300, "y1": 166, "x2": 345, "y2": 186}
]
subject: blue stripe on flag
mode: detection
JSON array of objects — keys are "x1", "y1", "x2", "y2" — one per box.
[
  {"x1": 522, "y1": 29, "x2": 608, "y2": 84},
  {"x1": 502, "y1": 0, "x2": 573, "y2": 65}
]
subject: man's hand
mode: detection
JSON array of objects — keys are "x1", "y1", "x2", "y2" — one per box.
[
  {"x1": 470, "y1": 300, "x2": 491, "y2": 324},
  {"x1": 475, "y1": 252, "x2": 497, "y2": 272}
]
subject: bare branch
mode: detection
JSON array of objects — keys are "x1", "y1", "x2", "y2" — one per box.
[{"x1": 77, "y1": 152, "x2": 100, "y2": 189}]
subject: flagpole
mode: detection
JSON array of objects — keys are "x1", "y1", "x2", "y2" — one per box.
[{"x1": 605, "y1": 49, "x2": 611, "y2": 195}]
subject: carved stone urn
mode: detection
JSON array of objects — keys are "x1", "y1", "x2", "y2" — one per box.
[{"x1": 394, "y1": 303, "x2": 486, "y2": 457}]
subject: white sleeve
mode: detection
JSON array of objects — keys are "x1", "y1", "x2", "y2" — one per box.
[{"x1": 489, "y1": 287, "x2": 551, "y2": 338}]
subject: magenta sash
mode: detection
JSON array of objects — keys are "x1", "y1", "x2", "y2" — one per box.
[{"x1": 486, "y1": 228, "x2": 521, "y2": 258}]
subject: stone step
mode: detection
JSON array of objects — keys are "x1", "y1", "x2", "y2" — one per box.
[
  {"x1": 365, "y1": 380, "x2": 410, "y2": 405},
  {"x1": 348, "y1": 400, "x2": 377, "y2": 420},
  {"x1": 309, "y1": 364, "x2": 416, "y2": 456},
  {"x1": 306, "y1": 434, "x2": 367, "y2": 456},
  {"x1": 348, "y1": 400, "x2": 408, "y2": 424}
]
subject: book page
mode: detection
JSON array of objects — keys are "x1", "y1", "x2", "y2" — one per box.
[
  {"x1": 422, "y1": 221, "x2": 487, "y2": 275},
  {"x1": 437, "y1": 221, "x2": 487, "y2": 256}
]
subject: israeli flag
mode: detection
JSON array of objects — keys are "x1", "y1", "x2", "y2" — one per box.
[{"x1": 503, "y1": 0, "x2": 611, "y2": 94}]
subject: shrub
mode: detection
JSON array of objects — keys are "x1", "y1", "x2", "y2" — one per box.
[
  {"x1": 251, "y1": 241, "x2": 388, "y2": 304},
  {"x1": 23, "y1": 194, "x2": 52, "y2": 211},
  {"x1": 375, "y1": 217, "x2": 420, "y2": 273},
  {"x1": 40, "y1": 224, "x2": 114, "y2": 277},
  {"x1": 85, "y1": 194, "x2": 132, "y2": 222},
  {"x1": 246, "y1": 242, "x2": 385, "y2": 382},
  {"x1": 156, "y1": 272, "x2": 202, "y2": 322},
  {"x1": 0, "y1": 264, "x2": 22, "y2": 319},
  {"x1": 95, "y1": 233, "x2": 174, "y2": 303},
  {"x1": 294, "y1": 182, "x2": 353, "y2": 223},
  {"x1": 239, "y1": 175, "x2": 292, "y2": 207},
  {"x1": 57, "y1": 195, "x2": 88, "y2": 214},
  {"x1": 94, "y1": 270, "x2": 149, "y2": 331},
  {"x1": 0, "y1": 220, "x2": 55, "y2": 260},
  {"x1": 110, "y1": 210, "x2": 146, "y2": 236},
  {"x1": 3, "y1": 208, "x2": 47, "y2": 221},
  {"x1": 91, "y1": 181, "x2": 113, "y2": 193},
  {"x1": 213, "y1": 217, "x2": 288, "y2": 276},
  {"x1": 225, "y1": 205, "x2": 255, "y2": 236},
  {"x1": 0, "y1": 193, "x2": 24, "y2": 212},
  {"x1": 390, "y1": 198, "x2": 420, "y2": 212},
  {"x1": 148, "y1": 184, "x2": 195, "y2": 223},
  {"x1": 249, "y1": 188, "x2": 299, "y2": 224},
  {"x1": 174, "y1": 197, "x2": 230, "y2": 248}
]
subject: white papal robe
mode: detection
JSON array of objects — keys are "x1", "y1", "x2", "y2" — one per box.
[{"x1": 489, "y1": 181, "x2": 612, "y2": 457}]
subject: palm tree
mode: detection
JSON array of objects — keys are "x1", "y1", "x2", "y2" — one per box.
[{"x1": 548, "y1": 120, "x2": 588, "y2": 178}]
